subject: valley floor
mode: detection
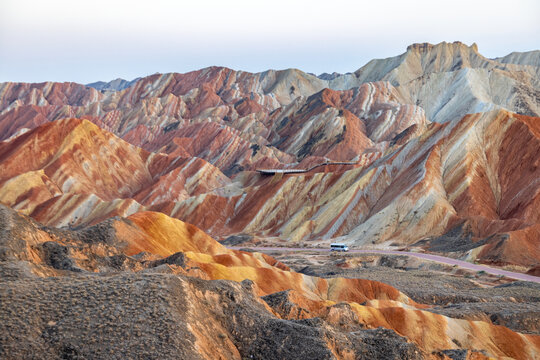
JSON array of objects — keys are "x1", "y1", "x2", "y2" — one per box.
[{"x1": 264, "y1": 250, "x2": 540, "y2": 335}]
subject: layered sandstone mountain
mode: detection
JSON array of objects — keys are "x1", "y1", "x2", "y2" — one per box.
[
  {"x1": 4, "y1": 107, "x2": 537, "y2": 270},
  {"x1": 350, "y1": 42, "x2": 540, "y2": 123},
  {"x1": 0, "y1": 78, "x2": 426, "y2": 176},
  {"x1": 1, "y1": 42, "x2": 538, "y2": 146},
  {"x1": 0, "y1": 118, "x2": 230, "y2": 227},
  {"x1": 0, "y1": 42, "x2": 538, "y2": 273},
  {"x1": 1, "y1": 204, "x2": 538, "y2": 359}
]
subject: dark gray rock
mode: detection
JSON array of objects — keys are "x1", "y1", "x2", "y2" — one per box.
[{"x1": 221, "y1": 234, "x2": 253, "y2": 246}]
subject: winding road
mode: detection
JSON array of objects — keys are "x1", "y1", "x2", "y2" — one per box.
[{"x1": 227, "y1": 246, "x2": 540, "y2": 284}]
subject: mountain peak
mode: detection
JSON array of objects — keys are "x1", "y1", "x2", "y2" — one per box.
[
  {"x1": 86, "y1": 77, "x2": 140, "y2": 91},
  {"x1": 406, "y1": 41, "x2": 479, "y2": 54}
]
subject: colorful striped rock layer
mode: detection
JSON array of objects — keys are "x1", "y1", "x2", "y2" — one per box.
[{"x1": 0, "y1": 42, "x2": 538, "y2": 269}]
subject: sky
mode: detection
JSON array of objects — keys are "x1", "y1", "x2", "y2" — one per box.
[{"x1": 1, "y1": 0, "x2": 538, "y2": 84}]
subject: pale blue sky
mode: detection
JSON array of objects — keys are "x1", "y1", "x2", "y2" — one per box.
[{"x1": 1, "y1": 0, "x2": 538, "y2": 83}]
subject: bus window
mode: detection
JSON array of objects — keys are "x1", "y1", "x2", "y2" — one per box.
[{"x1": 330, "y1": 243, "x2": 349, "y2": 252}]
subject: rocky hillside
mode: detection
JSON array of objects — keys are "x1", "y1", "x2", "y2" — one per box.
[{"x1": 1, "y1": 204, "x2": 539, "y2": 359}]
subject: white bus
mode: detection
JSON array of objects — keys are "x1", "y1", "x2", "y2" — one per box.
[{"x1": 330, "y1": 243, "x2": 349, "y2": 252}]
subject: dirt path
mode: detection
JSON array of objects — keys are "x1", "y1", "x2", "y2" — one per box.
[{"x1": 227, "y1": 246, "x2": 540, "y2": 284}]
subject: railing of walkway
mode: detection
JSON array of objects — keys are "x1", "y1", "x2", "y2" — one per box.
[{"x1": 257, "y1": 161, "x2": 359, "y2": 175}]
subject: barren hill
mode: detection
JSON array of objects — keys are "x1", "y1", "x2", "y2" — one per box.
[{"x1": 1, "y1": 204, "x2": 539, "y2": 359}]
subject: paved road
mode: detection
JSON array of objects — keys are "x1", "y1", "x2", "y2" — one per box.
[{"x1": 227, "y1": 246, "x2": 540, "y2": 284}]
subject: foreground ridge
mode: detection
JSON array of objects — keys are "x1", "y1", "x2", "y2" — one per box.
[{"x1": 0, "y1": 205, "x2": 539, "y2": 359}]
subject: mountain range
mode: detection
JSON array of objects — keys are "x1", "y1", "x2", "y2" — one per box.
[
  {"x1": 1, "y1": 41, "x2": 538, "y2": 269},
  {"x1": 1, "y1": 41, "x2": 539, "y2": 359}
]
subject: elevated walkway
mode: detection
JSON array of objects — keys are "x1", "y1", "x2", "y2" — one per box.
[{"x1": 256, "y1": 161, "x2": 359, "y2": 175}]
